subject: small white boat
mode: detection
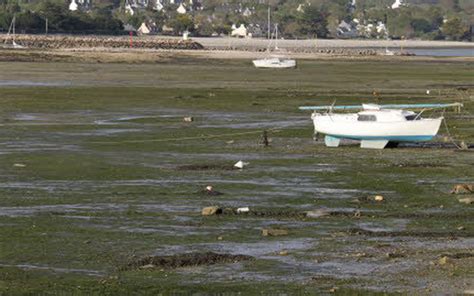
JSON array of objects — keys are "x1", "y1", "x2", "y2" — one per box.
[
  {"x1": 253, "y1": 56, "x2": 296, "y2": 69},
  {"x1": 253, "y1": 20, "x2": 296, "y2": 69},
  {"x1": 299, "y1": 103, "x2": 463, "y2": 149}
]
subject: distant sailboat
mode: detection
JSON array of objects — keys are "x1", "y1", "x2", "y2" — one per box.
[
  {"x1": 5, "y1": 15, "x2": 25, "y2": 49},
  {"x1": 252, "y1": 9, "x2": 296, "y2": 69}
]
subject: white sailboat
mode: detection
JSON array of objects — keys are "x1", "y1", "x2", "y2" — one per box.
[
  {"x1": 4, "y1": 15, "x2": 25, "y2": 49},
  {"x1": 299, "y1": 103, "x2": 463, "y2": 149},
  {"x1": 252, "y1": 10, "x2": 296, "y2": 69}
]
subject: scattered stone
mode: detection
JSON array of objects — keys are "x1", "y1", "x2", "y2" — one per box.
[
  {"x1": 183, "y1": 116, "x2": 193, "y2": 122},
  {"x1": 457, "y1": 226, "x2": 465, "y2": 231},
  {"x1": 386, "y1": 252, "x2": 405, "y2": 259},
  {"x1": 450, "y1": 184, "x2": 474, "y2": 194},
  {"x1": 201, "y1": 185, "x2": 224, "y2": 196},
  {"x1": 236, "y1": 207, "x2": 250, "y2": 213},
  {"x1": 262, "y1": 228, "x2": 288, "y2": 237},
  {"x1": 329, "y1": 287, "x2": 339, "y2": 293},
  {"x1": 13, "y1": 163, "x2": 26, "y2": 168},
  {"x1": 139, "y1": 264, "x2": 155, "y2": 269},
  {"x1": 217, "y1": 236, "x2": 223, "y2": 240},
  {"x1": 459, "y1": 197, "x2": 474, "y2": 204},
  {"x1": 0, "y1": 34, "x2": 204, "y2": 50},
  {"x1": 305, "y1": 209, "x2": 331, "y2": 218},
  {"x1": 261, "y1": 130, "x2": 269, "y2": 147},
  {"x1": 374, "y1": 195, "x2": 384, "y2": 202},
  {"x1": 201, "y1": 206, "x2": 222, "y2": 216},
  {"x1": 438, "y1": 256, "x2": 449, "y2": 265},
  {"x1": 354, "y1": 210, "x2": 361, "y2": 218},
  {"x1": 279, "y1": 250, "x2": 288, "y2": 256}
]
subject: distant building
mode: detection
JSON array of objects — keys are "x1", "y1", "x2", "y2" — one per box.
[
  {"x1": 69, "y1": 0, "x2": 78, "y2": 11},
  {"x1": 177, "y1": 3, "x2": 187, "y2": 14},
  {"x1": 231, "y1": 24, "x2": 248, "y2": 38},
  {"x1": 337, "y1": 20, "x2": 358, "y2": 38}
]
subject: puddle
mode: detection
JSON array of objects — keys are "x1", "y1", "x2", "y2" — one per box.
[
  {"x1": 0, "y1": 263, "x2": 104, "y2": 277},
  {"x1": 0, "y1": 80, "x2": 72, "y2": 87}
]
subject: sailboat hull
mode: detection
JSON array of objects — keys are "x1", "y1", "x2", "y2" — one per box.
[
  {"x1": 253, "y1": 58, "x2": 296, "y2": 68},
  {"x1": 312, "y1": 114, "x2": 443, "y2": 144}
]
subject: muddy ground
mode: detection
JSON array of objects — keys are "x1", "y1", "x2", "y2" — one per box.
[{"x1": 0, "y1": 56, "x2": 473, "y2": 294}]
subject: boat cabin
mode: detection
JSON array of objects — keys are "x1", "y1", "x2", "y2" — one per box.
[{"x1": 357, "y1": 109, "x2": 419, "y2": 122}]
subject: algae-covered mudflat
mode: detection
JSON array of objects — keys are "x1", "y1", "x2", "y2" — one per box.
[{"x1": 0, "y1": 55, "x2": 473, "y2": 294}]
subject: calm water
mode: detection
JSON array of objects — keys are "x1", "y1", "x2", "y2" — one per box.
[{"x1": 404, "y1": 47, "x2": 473, "y2": 57}]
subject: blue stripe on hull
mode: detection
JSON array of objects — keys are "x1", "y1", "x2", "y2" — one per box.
[{"x1": 330, "y1": 135, "x2": 434, "y2": 142}]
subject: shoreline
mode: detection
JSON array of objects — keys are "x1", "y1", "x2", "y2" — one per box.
[{"x1": 1, "y1": 47, "x2": 473, "y2": 63}]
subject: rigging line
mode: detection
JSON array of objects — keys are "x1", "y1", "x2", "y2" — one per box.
[
  {"x1": 441, "y1": 111, "x2": 463, "y2": 150},
  {"x1": 88, "y1": 128, "x2": 282, "y2": 145}
]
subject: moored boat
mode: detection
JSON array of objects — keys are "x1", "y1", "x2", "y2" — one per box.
[{"x1": 299, "y1": 103, "x2": 462, "y2": 149}]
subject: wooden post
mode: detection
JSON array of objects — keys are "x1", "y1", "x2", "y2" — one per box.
[{"x1": 129, "y1": 31, "x2": 133, "y2": 48}]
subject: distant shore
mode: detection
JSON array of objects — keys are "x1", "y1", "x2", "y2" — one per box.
[{"x1": 187, "y1": 37, "x2": 474, "y2": 51}]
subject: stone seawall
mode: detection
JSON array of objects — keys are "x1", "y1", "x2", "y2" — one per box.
[{"x1": 0, "y1": 34, "x2": 204, "y2": 50}]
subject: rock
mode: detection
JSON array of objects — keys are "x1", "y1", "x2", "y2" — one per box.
[
  {"x1": 457, "y1": 226, "x2": 465, "y2": 231},
  {"x1": 305, "y1": 209, "x2": 331, "y2": 218},
  {"x1": 459, "y1": 197, "x2": 474, "y2": 205},
  {"x1": 262, "y1": 228, "x2": 288, "y2": 237},
  {"x1": 183, "y1": 116, "x2": 193, "y2": 122},
  {"x1": 139, "y1": 264, "x2": 155, "y2": 269},
  {"x1": 217, "y1": 236, "x2": 223, "y2": 240},
  {"x1": 13, "y1": 163, "x2": 26, "y2": 168},
  {"x1": 201, "y1": 185, "x2": 223, "y2": 196},
  {"x1": 279, "y1": 250, "x2": 288, "y2": 256},
  {"x1": 438, "y1": 256, "x2": 449, "y2": 265},
  {"x1": 236, "y1": 207, "x2": 250, "y2": 213},
  {"x1": 450, "y1": 184, "x2": 474, "y2": 194},
  {"x1": 464, "y1": 290, "x2": 474, "y2": 295},
  {"x1": 374, "y1": 195, "x2": 384, "y2": 202},
  {"x1": 201, "y1": 206, "x2": 222, "y2": 216}
]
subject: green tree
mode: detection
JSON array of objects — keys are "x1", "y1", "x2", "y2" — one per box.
[
  {"x1": 169, "y1": 14, "x2": 194, "y2": 35},
  {"x1": 442, "y1": 17, "x2": 468, "y2": 40},
  {"x1": 297, "y1": 6, "x2": 329, "y2": 38}
]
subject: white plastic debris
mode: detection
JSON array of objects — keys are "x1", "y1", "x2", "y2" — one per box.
[
  {"x1": 426, "y1": 90, "x2": 430, "y2": 95},
  {"x1": 205, "y1": 185, "x2": 213, "y2": 192},
  {"x1": 234, "y1": 160, "x2": 249, "y2": 169},
  {"x1": 13, "y1": 163, "x2": 26, "y2": 168},
  {"x1": 237, "y1": 207, "x2": 250, "y2": 213}
]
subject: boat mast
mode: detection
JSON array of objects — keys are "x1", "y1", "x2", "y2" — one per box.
[{"x1": 267, "y1": 7, "x2": 270, "y2": 40}]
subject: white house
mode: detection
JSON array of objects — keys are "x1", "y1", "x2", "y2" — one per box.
[
  {"x1": 69, "y1": 0, "x2": 78, "y2": 11},
  {"x1": 177, "y1": 3, "x2": 186, "y2": 14},
  {"x1": 231, "y1": 24, "x2": 248, "y2": 38}
]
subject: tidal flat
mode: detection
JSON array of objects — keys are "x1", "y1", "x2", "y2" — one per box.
[{"x1": 0, "y1": 55, "x2": 473, "y2": 294}]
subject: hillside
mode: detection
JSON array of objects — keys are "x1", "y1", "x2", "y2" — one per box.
[{"x1": 0, "y1": 0, "x2": 472, "y2": 40}]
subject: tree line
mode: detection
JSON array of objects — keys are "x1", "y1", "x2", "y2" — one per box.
[{"x1": 0, "y1": 0, "x2": 471, "y2": 41}]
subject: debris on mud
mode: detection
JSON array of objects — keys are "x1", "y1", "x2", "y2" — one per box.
[
  {"x1": 450, "y1": 184, "x2": 474, "y2": 194},
  {"x1": 234, "y1": 160, "x2": 249, "y2": 169},
  {"x1": 459, "y1": 197, "x2": 474, "y2": 205},
  {"x1": 394, "y1": 162, "x2": 447, "y2": 168},
  {"x1": 199, "y1": 185, "x2": 224, "y2": 196},
  {"x1": 262, "y1": 228, "x2": 289, "y2": 237},
  {"x1": 440, "y1": 252, "x2": 474, "y2": 259},
  {"x1": 346, "y1": 228, "x2": 472, "y2": 238},
  {"x1": 201, "y1": 206, "x2": 222, "y2": 216},
  {"x1": 178, "y1": 164, "x2": 237, "y2": 171},
  {"x1": 126, "y1": 252, "x2": 254, "y2": 270},
  {"x1": 305, "y1": 209, "x2": 331, "y2": 218}
]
